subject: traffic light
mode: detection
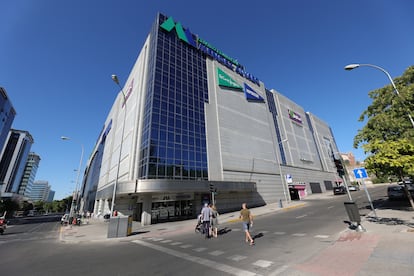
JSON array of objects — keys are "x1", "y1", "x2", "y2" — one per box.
[
  {"x1": 334, "y1": 158, "x2": 345, "y2": 177},
  {"x1": 209, "y1": 183, "x2": 217, "y2": 194}
]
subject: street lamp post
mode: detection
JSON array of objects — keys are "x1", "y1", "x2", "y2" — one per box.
[
  {"x1": 110, "y1": 74, "x2": 127, "y2": 217},
  {"x1": 61, "y1": 136, "x2": 84, "y2": 221},
  {"x1": 344, "y1": 63, "x2": 414, "y2": 128}
]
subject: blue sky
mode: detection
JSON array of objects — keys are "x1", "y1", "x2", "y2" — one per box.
[{"x1": 1, "y1": 1, "x2": 413, "y2": 200}]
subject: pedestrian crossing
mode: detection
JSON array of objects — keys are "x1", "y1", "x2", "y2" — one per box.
[{"x1": 131, "y1": 229, "x2": 332, "y2": 275}]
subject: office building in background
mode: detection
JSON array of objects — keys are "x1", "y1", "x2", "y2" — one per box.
[
  {"x1": 0, "y1": 87, "x2": 16, "y2": 156},
  {"x1": 0, "y1": 129, "x2": 34, "y2": 198},
  {"x1": 18, "y1": 152, "x2": 41, "y2": 198}
]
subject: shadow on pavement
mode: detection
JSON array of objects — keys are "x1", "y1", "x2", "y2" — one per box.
[
  {"x1": 367, "y1": 216, "x2": 414, "y2": 228},
  {"x1": 218, "y1": 227, "x2": 232, "y2": 236},
  {"x1": 129, "y1": 230, "x2": 150, "y2": 236},
  {"x1": 252, "y1": 232, "x2": 264, "y2": 240},
  {"x1": 373, "y1": 197, "x2": 413, "y2": 211}
]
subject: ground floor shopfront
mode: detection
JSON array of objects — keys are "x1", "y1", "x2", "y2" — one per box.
[
  {"x1": 93, "y1": 179, "x2": 259, "y2": 226},
  {"x1": 92, "y1": 171, "x2": 340, "y2": 225}
]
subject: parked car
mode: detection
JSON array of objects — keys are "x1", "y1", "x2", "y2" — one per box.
[
  {"x1": 398, "y1": 182, "x2": 414, "y2": 197},
  {"x1": 348, "y1": 185, "x2": 360, "y2": 191},
  {"x1": 333, "y1": 186, "x2": 346, "y2": 195},
  {"x1": 61, "y1": 213, "x2": 70, "y2": 225},
  {"x1": 387, "y1": 185, "x2": 405, "y2": 200}
]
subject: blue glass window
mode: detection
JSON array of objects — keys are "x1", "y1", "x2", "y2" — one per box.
[{"x1": 138, "y1": 14, "x2": 209, "y2": 180}]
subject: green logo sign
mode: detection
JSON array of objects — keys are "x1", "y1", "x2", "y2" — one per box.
[
  {"x1": 160, "y1": 17, "x2": 196, "y2": 47},
  {"x1": 160, "y1": 15, "x2": 259, "y2": 85},
  {"x1": 217, "y1": 68, "x2": 242, "y2": 90}
]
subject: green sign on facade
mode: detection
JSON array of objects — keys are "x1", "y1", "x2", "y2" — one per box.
[{"x1": 217, "y1": 67, "x2": 242, "y2": 90}]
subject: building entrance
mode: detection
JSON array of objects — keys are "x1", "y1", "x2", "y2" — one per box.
[{"x1": 151, "y1": 200, "x2": 194, "y2": 223}]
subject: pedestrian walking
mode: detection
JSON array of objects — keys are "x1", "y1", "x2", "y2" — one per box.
[
  {"x1": 200, "y1": 203, "x2": 212, "y2": 238},
  {"x1": 240, "y1": 203, "x2": 254, "y2": 245},
  {"x1": 210, "y1": 205, "x2": 219, "y2": 238}
]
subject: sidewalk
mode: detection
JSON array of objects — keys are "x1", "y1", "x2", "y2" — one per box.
[
  {"x1": 59, "y1": 199, "x2": 305, "y2": 243},
  {"x1": 59, "y1": 192, "x2": 414, "y2": 275}
]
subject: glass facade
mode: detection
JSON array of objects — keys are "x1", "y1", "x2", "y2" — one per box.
[
  {"x1": 265, "y1": 89, "x2": 287, "y2": 165},
  {"x1": 138, "y1": 14, "x2": 209, "y2": 180},
  {"x1": 0, "y1": 87, "x2": 16, "y2": 152}
]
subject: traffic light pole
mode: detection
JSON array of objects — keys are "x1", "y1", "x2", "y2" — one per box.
[
  {"x1": 209, "y1": 183, "x2": 216, "y2": 206},
  {"x1": 361, "y1": 178, "x2": 377, "y2": 218},
  {"x1": 341, "y1": 175, "x2": 353, "y2": 202}
]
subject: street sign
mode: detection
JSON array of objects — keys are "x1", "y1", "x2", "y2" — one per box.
[{"x1": 353, "y1": 168, "x2": 368, "y2": 179}]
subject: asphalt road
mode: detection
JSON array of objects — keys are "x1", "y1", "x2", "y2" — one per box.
[{"x1": 0, "y1": 186, "x2": 389, "y2": 276}]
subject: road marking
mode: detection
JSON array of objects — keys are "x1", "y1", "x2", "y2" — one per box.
[
  {"x1": 132, "y1": 240, "x2": 261, "y2": 276},
  {"x1": 273, "y1": 231, "x2": 286, "y2": 235},
  {"x1": 327, "y1": 206, "x2": 334, "y2": 209},
  {"x1": 160, "y1": 239, "x2": 172, "y2": 243},
  {"x1": 152, "y1": 237, "x2": 163, "y2": 242},
  {"x1": 193, "y1": 247, "x2": 207, "y2": 252},
  {"x1": 209, "y1": 250, "x2": 225, "y2": 256},
  {"x1": 227, "y1": 255, "x2": 247, "y2": 262},
  {"x1": 295, "y1": 214, "x2": 307, "y2": 219},
  {"x1": 314, "y1": 235, "x2": 330, "y2": 239},
  {"x1": 253, "y1": 260, "x2": 273, "y2": 268},
  {"x1": 171, "y1": 242, "x2": 182, "y2": 246},
  {"x1": 292, "y1": 233, "x2": 307, "y2": 237},
  {"x1": 180, "y1": 244, "x2": 192, "y2": 248},
  {"x1": 268, "y1": 265, "x2": 289, "y2": 276}
]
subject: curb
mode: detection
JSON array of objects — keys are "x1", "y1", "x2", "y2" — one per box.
[{"x1": 226, "y1": 202, "x2": 307, "y2": 223}]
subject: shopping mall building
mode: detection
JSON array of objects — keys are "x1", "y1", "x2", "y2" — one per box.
[{"x1": 81, "y1": 13, "x2": 341, "y2": 225}]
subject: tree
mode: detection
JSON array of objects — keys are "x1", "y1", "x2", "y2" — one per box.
[
  {"x1": 0, "y1": 198, "x2": 20, "y2": 218},
  {"x1": 354, "y1": 66, "x2": 414, "y2": 179},
  {"x1": 33, "y1": 201, "x2": 45, "y2": 213}
]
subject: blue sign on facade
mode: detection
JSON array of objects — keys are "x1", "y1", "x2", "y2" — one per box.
[
  {"x1": 353, "y1": 168, "x2": 368, "y2": 179},
  {"x1": 244, "y1": 83, "x2": 264, "y2": 102}
]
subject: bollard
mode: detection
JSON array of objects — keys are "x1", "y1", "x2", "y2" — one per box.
[{"x1": 279, "y1": 199, "x2": 283, "y2": 208}]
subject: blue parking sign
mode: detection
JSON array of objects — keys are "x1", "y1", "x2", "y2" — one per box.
[{"x1": 353, "y1": 168, "x2": 368, "y2": 179}]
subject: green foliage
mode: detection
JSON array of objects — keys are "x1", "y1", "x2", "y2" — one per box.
[
  {"x1": 354, "y1": 66, "x2": 414, "y2": 179},
  {"x1": 33, "y1": 201, "x2": 45, "y2": 213},
  {"x1": 0, "y1": 198, "x2": 20, "y2": 218},
  {"x1": 13, "y1": 196, "x2": 72, "y2": 215}
]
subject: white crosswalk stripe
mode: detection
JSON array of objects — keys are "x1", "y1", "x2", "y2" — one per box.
[
  {"x1": 151, "y1": 237, "x2": 163, "y2": 241},
  {"x1": 193, "y1": 247, "x2": 208, "y2": 252},
  {"x1": 314, "y1": 235, "x2": 330, "y2": 239},
  {"x1": 209, "y1": 250, "x2": 225, "y2": 256},
  {"x1": 132, "y1": 240, "x2": 260, "y2": 276},
  {"x1": 137, "y1": 229, "x2": 330, "y2": 273},
  {"x1": 160, "y1": 239, "x2": 172, "y2": 243},
  {"x1": 227, "y1": 255, "x2": 248, "y2": 262},
  {"x1": 253, "y1": 260, "x2": 273, "y2": 268}
]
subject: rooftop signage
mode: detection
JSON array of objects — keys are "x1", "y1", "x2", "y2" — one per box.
[
  {"x1": 122, "y1": 79, "x2": 134, "y2": 108},
  {"x1": 288, "y1": 109, "x2": 302, "y2": 124},
  {"x1": 160, "y1": 16, "x2": 260, "y2": 86}
]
